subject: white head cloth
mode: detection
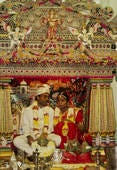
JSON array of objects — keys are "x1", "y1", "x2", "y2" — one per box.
[{"x1": 36, "y1": 84, "x2": 50, "y2": 96}]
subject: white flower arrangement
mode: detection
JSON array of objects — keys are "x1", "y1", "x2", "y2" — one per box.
[{"x1": 31, "y1": 140, "x2": 55, "y2": 158}]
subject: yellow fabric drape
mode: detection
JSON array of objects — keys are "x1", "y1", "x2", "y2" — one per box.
[
  {"x1": 106, "y1": 85, "x2": 116, "y2": 132},
  {"x1": 89, "y1": 84, "x2": 100, "y2": 132},
  {"x1": 89, "y1": 84, "x2": 116, "y2": 134},
  {"x1": 0, "y1": 88, "x2": 13, "y2": 134}
]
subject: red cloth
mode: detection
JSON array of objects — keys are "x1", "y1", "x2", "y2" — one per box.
[
  {"x1": 76, "y1": 109, "x2": 84, "y2": 143},
  {"x1": 54, "y1": 121, "x2": 77, "y2": 149},
  {"x1": 62, "y1": 151, "x2": 94, "y2": 164},
  {"x1": 62, "y1": 151, "x2": 78, "y2": 163},
  {"x1": 76, "y1": 152, "x2": 94, "y2": 163},
  {"x1": 76, "y1": 109, "x2": 83, "y2": 123},
  {"x1": 54, "y1": 108, "x2": 92, "y2": 148},
  {"x1": 83, "y1": 133, "x2": 92, "y2": 146}
]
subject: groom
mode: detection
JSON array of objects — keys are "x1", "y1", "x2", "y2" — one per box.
[{"x1": 13, "y1": 84, "x2": 61, "y2": 158}]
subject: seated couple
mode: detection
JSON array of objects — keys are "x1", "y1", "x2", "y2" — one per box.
[{"x1": 13, "y1": 84, "x2": 92, "y2": 162}]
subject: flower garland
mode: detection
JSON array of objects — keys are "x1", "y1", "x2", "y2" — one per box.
[
  {"x1": 31, "y1": 102, "x2": 56, "y2": 158},
  {"x1": 32, "y1": 103, "x2": 50, "y2": 138},
  {"x1": 54, "y1": 107, "x2": 78, "y2": 126}
]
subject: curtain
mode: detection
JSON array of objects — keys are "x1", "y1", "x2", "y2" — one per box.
[
  {"x1": 0, "y1": 88, "x2": 13, "y2": 134},
  {"x1": 89, "y1": 83, "x2": 116, "y2": 134}
]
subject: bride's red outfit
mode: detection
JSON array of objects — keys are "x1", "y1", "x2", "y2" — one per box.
[{"x1": 53, "y1": 92, "x2": 93, "y2": 164}]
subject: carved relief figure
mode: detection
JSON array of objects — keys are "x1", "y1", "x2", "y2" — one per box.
[
  {"x1": 42, "y1": 9, "x2": 62, "y2": 39},
  {"x1": 2, "y1": 21, "x2": 32, "y2": 49}
]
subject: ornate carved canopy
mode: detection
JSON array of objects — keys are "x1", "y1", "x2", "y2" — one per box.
[{"x1": 0, "y1": 0, "x2": 117, "y2": 78}]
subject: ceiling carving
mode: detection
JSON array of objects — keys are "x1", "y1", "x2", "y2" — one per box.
[{"x1": 0, "y1": 0, "x2": 117, "y2": 77}]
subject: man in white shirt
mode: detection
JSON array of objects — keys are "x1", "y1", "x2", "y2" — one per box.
[{"x1": 13, "y1": 84, "x2": 61, "y2": 158}]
